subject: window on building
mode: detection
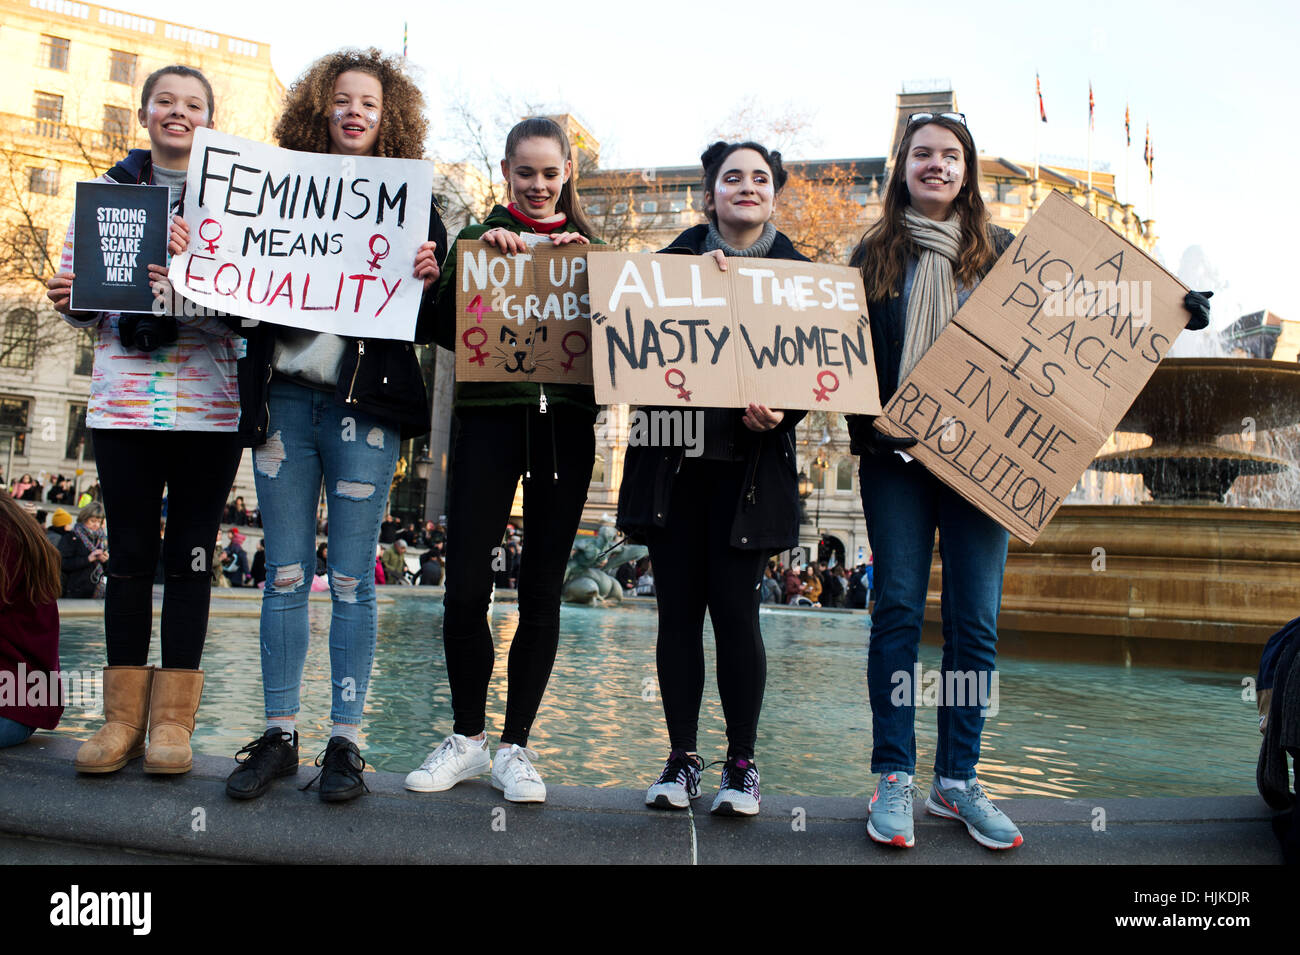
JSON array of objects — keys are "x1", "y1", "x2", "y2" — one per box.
[
  {"x1": 669, "y1": 199, "x2": 685, "y2": 213},
  {"x1": 640, "y1": 200, "x2": 658, "y2": 214},
  {"x1": 65, "y1": 403, "x2": 94, "y2": 461},
  {"x1": 74, "y1": 329, "x2": 95, "y2": 377},
  {"x1": 28, "y1": 167, "x2": 59, "y2": 196},
  {"x1": 108, "y1": 49, "x2": 137, "y2": 85},
  {"x1": 0, "y1": 397, "x2": 31, "y2": 456},
  {"x1": 33, "y1": 91, "x2": 63, "y2": 137},
  {"x1": 103, "y1": 105, "x2": 132, "y2": 151},
  {"x1": 836, "y1": 458, "x2": 854, "y2": 492},
  {"x1": 14, "y1": 228, "x2": 50, "y2": 277},
  {"x1": 586, "y1": 204, "x2": 602, "y2": 215},
  {"x1": 1, "y1": 310, "x2": 39, "y2": 370},
  {"x1": 612, "y1": 202, "x2": 628, "y2": 215},
  {"x1": 39, "y1": 35, "x2": 70, "y2": 71}
]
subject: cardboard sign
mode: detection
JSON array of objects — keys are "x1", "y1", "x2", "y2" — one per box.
[
  {"x1": 586, "y1": 251, "x2": 882, "y2": 413},
  {"x1": 168, "y1": 128, "x2": 433, "y2": 340},
  {"x1": 876, "y1": 190, "x2": 1189, "y2": 544},
  {"x1": 70, "y1": 182, "x2": 169, "y2": 314},
  {"x1": 453, "y1": 238, "x2": 593, "y2": 383}
]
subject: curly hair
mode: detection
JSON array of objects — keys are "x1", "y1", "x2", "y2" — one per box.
[{"x1": 274, "y1": 48, "x2": 427, "y2": 159}]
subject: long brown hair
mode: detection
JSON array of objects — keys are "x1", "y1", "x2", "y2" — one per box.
[
  {"x1": 850, "y1": 116, "x2": 994, "y2": 300},
  {"x1": 504, "y1": 118, "x2": 598, "y2": 240},
  {"x1": 0, "y1": 493, "x2": 62, "y2": 606},
  {"x1": 275, "y1": 48, "x2": 427, "y2": 160}
]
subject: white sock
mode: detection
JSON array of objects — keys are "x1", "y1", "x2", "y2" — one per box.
[
  {"x1": 331, "y1": 722, "x2": 361, "y2": 744},
  {"x1": 267, "y1": 718, "x2": 295, "y2": 737},
  {"x1": 939, "y1": 775, "x2": 970, "y2": 790}
]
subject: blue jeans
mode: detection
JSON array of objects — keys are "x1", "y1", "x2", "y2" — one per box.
[
  {"x1": 0, "y1": 716, "x2": 35, "y2": 748},
  {"x1": 858, "y1": 452, "x2": 1008, "y2": 779},
  {"x1": 253, "y1": 378, "x2": 399, "y2": 726}
]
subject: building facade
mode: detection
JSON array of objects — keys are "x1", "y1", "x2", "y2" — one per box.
[{"x1": 0, "y1": 0, "x2": 281, "y2": 506}]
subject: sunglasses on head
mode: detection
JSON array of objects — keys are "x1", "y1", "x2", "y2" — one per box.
[{"x1": 907, "y1": 112, "x2": 968, "y2": 128}]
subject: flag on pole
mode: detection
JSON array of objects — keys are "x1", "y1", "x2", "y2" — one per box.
[
  {"x1": 1125, "y1": 103, "x2": 1131, "y2": 147},
  {"x1": 1037, "y1": 72, "x2": 1047, "y2": 122},
  {"x1": 1148, "y1": 129, "x2": 1154, "y2": 183},
  {"x1": 1089, "y1": 82, "x2": 1095, "y2": 130},
  {"x1": 1144, "y1": 123, "x2": 1152, "y2": 182},
  {"x1": 403, "y1": 21, "x2": 408, "y2": 58}
]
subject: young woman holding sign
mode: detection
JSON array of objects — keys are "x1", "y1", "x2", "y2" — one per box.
[
  {"x1": 404, "y1": 117, "x2": 599, "y2": 804},
  {"x1": 617, "y1": 141, "x2": 806, "y2": 817},
  {"x1": 848, "y1": 113, "x2": 1211, "y2": 850},
  {"x1": 213, "y1": 49, "x2": 447, "y2": 803},
  {"x1": 45, "y1": 65, "x2": 242, "y2": 776}
]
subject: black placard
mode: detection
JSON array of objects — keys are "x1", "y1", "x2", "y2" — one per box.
[{"x1": 70, "y1": 182, "x2": 169, "y2": 314}]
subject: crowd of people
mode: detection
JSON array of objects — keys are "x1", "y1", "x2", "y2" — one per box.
[{"x1": 0, "y1": 49, "x2": 1220, "y2": 854}]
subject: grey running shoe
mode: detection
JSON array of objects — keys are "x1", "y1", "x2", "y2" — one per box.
[
  {"x1": 867, "y1": 771, "x2": 915, "y2": 848},
  {"x1": 925, "y1": 778, "x2": 1024, "y2": 850}
]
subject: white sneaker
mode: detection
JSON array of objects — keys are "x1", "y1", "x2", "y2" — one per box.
[
  {"x1": 404, "y1": 734, "x2": 490, "y2": 793},
  {"x1": 491, "y1": 744, "x2": 546, "y2": 803},
  {"x1": 645, "y1": 751, "x2": 704, "y2": 810}
]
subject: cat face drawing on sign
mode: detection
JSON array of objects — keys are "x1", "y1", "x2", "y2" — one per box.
[{"x1": 497, "y1": 324, "x2": 550, "y2": 375}]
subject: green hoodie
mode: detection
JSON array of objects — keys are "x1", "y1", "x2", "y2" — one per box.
[{"x1": 430, "y1": 204, "x2": 599, "y2": 414}]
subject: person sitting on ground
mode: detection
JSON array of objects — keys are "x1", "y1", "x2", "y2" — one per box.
[
  {"x1": 45, "y1": 508, "x2": 72, "y2": 550},
  {"x1": 419, "y1": 551, "x2": 443, "y2": 586},
  {"x1": 381, "y1": 539, "x2": 409, "y2": 584},
  {"x1": 223, "y1": 528, "x2": 250, "y2": 587}
]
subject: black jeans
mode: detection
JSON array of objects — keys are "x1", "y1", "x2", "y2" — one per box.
[
  {"x1": 92, "y1": 428, "x2": 243, "y2": 670},
  {"x1": 647, "y1": 458, "x2": 769, "y2": 762},
  {"x1": 441, "y1": 404, "x2": 595, "y2": 746}
]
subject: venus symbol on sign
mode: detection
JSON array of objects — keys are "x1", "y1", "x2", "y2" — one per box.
[
  {"x1": 198, "y1": 218, "x2": 223, "y2": 253},
  {"x1": 560, "y1": 331, "x2": 588, "y2": 371},
  {"x1": 813, "y1": 370, "x2": 840, "y2": 402},
  {"x1": 462, "y1": 326, "x2": 488, "y2": 366},
  {"x1": 665, "y1": 368, "x2": 692, "y2": 402},
  {"x1": 367, "y1": 234, "x2": 390, "y2": 272}
]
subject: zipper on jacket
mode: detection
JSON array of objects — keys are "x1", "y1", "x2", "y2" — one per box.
[
  {"x1": 744, "y1": 443, "x2": 763, "y2": 505},
  {"x1": 346, "y1": 340, "x2": 365, "y2": 405},
  {"x1": 259, "y1": 363, "x2": 272, "y2": 438},
  {"x1": 538, "y1": 383, "x2": 548, "y2": 414}
]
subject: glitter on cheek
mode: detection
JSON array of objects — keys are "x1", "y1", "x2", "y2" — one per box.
[
  {"x1": 715, "y1": 183, "x2": 730, "y2": 198},
  {"x1": 365, "y1": 111, "x2": 379, "y2": 129},
  {"x1": 331, "y1": 108, "x2": 346, "y2": 125},
  {"x1": 942, "y1": 158, "x2": 961, "y2": 182}
]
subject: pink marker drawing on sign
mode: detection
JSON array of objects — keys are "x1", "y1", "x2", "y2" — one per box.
[
  {"x1": 665, "y1": 368, "x2": 692, "y2": 401},
  {"x1": 367, "y1": 234, "x2": 390, "y2": 272},
  {"x1": 466, "y1": 294, "x2": 489, "y2": 323},
  {"x1": 560, "y1": 330, "x2": 588, "y2": 371},
  {"x1": 813, "y1": 370, "x2": 840, "y2": 402},
  {"x1": 198, "y1": 218, "x2": 223, "y2": 253},
  {"x1": 462, "y1": 326, "x2": 488, "y2": 366}
]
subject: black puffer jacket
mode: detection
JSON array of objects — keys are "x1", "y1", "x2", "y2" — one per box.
[
  {"x1": 616, "y1": 225, "x2": 808, "y2": 554},
  {"x1": 847, "y1": 224, "x2": 1014, "y2": 453},
  {"x1": 229, "y1": 200, "x2": 447, "y2": 446}
]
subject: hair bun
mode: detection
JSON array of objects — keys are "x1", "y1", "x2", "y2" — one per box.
[{"x1": 700, "y1": 141, "x2": 730, "y2": 171}]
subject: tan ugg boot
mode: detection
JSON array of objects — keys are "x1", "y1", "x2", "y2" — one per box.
[
  {"x1": 74, "y1": 666, "x2": 153, "y2": 774},
  {"x1": 144, "y1": 668, "x2": 204, "y2": 774}
]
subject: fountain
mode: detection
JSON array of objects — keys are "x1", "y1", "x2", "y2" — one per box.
[{"x1": 924, "y1": 356, "x2": 1300, "y2": 671}]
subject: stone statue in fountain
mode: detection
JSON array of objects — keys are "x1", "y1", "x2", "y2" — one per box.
[{"x1": 563, "y1": 521, "x2": 647, "y2": 605}]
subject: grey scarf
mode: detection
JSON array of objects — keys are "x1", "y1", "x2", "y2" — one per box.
[
  {"x1": 705, "y1": 221, "x2": 777, "y2": 257},
  {"x1": 899, "y1": 206, "x2": 963, "y2": 381}
]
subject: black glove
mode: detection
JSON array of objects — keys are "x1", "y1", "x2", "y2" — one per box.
[
  {"x1": 863, "y1": 417, "x2": 917, "y2": 456},
  {"x1": 1183, "y1": 290, "x2": 1212, "y2": 331}
]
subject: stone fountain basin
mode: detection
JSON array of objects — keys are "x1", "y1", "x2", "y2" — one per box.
[
  {"x1": 1115, "y1": 357, "x2": 1300, "y2": 439},
  {"x1": 1091, "y1": 443, "x2": 1288, "y2": 475}
]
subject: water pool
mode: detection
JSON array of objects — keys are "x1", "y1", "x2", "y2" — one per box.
[{"x1": 51, "y1": 594, "x2": 1262, "y2": 799}]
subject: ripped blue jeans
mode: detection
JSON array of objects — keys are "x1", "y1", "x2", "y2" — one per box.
[{"x1": 253, "y1": 378, "x2": 399, "y2": 726}]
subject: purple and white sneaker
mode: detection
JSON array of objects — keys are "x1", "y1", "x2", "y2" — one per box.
[{"x1": 711, "y1": 757, "x2": 761, "y2": 816}]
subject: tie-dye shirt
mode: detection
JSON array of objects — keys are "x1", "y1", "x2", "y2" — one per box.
[{"x1": 58, "y1": 175, "x2": 242, "y2": 432}]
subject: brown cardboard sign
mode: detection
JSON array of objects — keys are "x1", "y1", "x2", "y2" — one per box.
[
  {"x1": 876, "y1": 190, "x2": 1189, "y2": 544},
  {"x1": 453, "y1": 238, "x2": 593, "y2": 383},
  {"x1": 586, "y1": 251, "x2": 883, "y2": 413}
]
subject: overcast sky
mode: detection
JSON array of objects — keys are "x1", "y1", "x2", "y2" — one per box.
[{"x1": 121, "y1": 0, "x2": 1299, "y2": 328}]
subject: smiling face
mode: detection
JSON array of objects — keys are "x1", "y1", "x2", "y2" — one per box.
[
  {"x1": 327, "y1": 70, "x2": 383, "y2": 156},
  {"x1": 905, "y1": 123, "x2": 966, "y2": 220},
  {"x1": 137, "y1": 74, "x2": 212, "y2": 167},
  {"x1": 502, "y1": 136, "x2": 570, "y2": 221},
  {"x1": 706, "y1": 148, "x2": 776, "y2": 232}
]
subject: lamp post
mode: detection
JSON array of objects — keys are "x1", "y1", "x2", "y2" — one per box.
[{"x1": 412, "y1": 446, "x2": 433, "y2": 525}]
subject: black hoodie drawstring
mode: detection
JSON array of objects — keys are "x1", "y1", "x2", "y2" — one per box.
[{"x1": 524, "y1": 405, "x2": 532, "y2": 482}]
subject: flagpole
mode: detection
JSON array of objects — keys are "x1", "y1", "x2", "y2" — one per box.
[{"x1": 1086, "y1": 81, "x2": 1094, "y2": 198}]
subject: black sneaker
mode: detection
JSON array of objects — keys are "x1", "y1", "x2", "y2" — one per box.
[
  {"x1": 226, "y1": 728, "x2": 298, "y2": 800},
  {"x1": 301, "y1": 737, "x2": 369, "y2": 803}
]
